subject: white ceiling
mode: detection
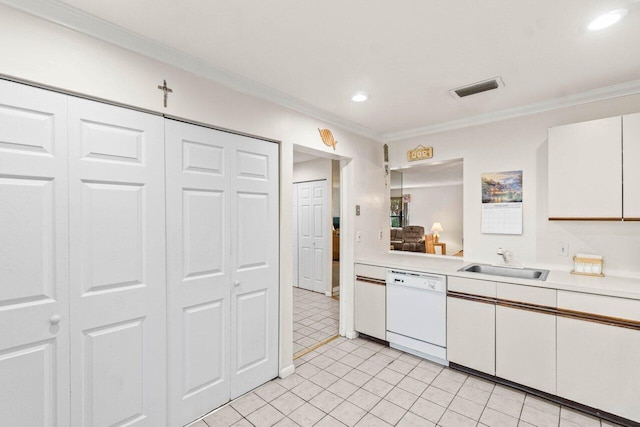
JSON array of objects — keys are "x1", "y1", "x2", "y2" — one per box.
[{"x1": 12, "y1": 0, "x2": 640, "y2": 140}]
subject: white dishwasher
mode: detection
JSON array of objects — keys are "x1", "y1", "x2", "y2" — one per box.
[{"x1": 386, "y1": 269, "x2": 448, "y2": 366}]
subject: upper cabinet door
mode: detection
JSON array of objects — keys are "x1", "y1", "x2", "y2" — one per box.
[
  {"x1": 623, "y1": 112, "x2": 640, "y2": 220},
  {"x1": 548, "y1": 116, "x2": 622, "y2": 219}
]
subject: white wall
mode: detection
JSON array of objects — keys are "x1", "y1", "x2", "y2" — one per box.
[
  {"x1": 293, "y1": 158, "x2": 332, "y2": 183},
  {"x1": 389, "y1": 93, "x2": 640, "y2": 277},
  {"x1": 0, "y1": 5, "x2": 387, "y2": 374},
  {"x1": 407, "y1": 184, "x2": 463, "y2": 255}
]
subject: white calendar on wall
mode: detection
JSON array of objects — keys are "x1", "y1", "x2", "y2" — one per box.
[
  {"x1": 481, "y1": 170, "x2": 523, "y2": 235},
  {"x1": 482, "y1": 203, "x2": 523, "y2": 234}
]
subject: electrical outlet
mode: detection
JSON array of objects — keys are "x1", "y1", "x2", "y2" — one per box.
[
  {"x1": 558, "y1": 242, "x2": 569, "y2": 256},
  {"x1": 378, "y1": 230, "x2": 383, "y2": 240},
  {"x1": 356, "y1": 231, "x2": 362, "y2": 243}
]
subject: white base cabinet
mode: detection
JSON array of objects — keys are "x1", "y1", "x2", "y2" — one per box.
[
  {"x1": 447, "y1": 277, "x2": 496, "y2": 375},
  {"x1": 354, "y1": 264, "x2": 386, "y2": 341},
  {"x1": 496, "y1": 307, "x2": 556, "y2": 394},
  {"x1": 557, "y1": 291, "x2": 640, "y2": 423},
  {"x1": 557, "y1": 317, "x2": 640, "y2": 423},
  {"x1": 447, "y1": 278, "x2": 640, "y2": 424},
  {"x1": 495, "y1": 283, "x2": 556, "y2": 394}
]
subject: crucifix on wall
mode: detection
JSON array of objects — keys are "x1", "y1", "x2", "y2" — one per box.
[{"x1": 157, "y1": 79, "x2": 173, "y2": 108}]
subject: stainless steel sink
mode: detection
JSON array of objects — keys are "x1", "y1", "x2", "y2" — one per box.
[{"x1": 458, "y1": 263, "x2": 549, "y2": 281}]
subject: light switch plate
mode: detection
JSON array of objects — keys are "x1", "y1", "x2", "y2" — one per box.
[
  {"x1": 356, "y1": 205, "x2": 361, "y2": 216},
  {"x1": 356, "y1": 231, "x2": 362, "y2": 243}
]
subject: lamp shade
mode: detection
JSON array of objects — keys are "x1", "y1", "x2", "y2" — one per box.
[{"x1": 431, "y1": 222, "x2": 444, "y2": 232}]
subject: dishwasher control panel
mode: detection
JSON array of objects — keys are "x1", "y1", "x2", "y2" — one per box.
[{"x1": 386, "y1": 269, "x2": 446, "y2": 292}]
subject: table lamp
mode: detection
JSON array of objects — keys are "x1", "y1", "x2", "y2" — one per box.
[{"x1": 431, "y1": 222, "x2": 443, "y2": 243}]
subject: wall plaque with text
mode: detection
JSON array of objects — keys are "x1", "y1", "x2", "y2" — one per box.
[{"x1": 407, "y1": 145, "x2": 433, "y2": 162}]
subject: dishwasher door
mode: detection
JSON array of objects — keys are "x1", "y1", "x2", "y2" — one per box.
[{"x1": 387, "y1": 281, "x2": 446, "y2": 348}]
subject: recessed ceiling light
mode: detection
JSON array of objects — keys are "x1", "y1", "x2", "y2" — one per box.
[
  {"x1": 351, "y1": 92, "x2": 368, "y2": 102},
  {"x1": 588, "y1": 9, "x2": 627, "y2": 31}
]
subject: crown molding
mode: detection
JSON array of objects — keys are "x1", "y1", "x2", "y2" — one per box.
[
  {"x1": 383, "y1": 79, "x2": 640, "y2": 142},
  {"x1": 4, "y1": 0, "x2": 640, "y2": 145},
  {"x1": 0, "y1": 0, "x2": 382, "y2": 141}
]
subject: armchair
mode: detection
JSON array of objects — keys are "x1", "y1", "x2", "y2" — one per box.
[{"x1": 401, "y1": 226, "x2": 426, "y2": 252}]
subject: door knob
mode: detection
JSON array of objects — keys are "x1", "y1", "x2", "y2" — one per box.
[
  {"x1": 50, "y1": 314, "x2": 61, "y2": 325},
  {"x1": 234, "y1": 281, "x2": 240, "y2": 287}
]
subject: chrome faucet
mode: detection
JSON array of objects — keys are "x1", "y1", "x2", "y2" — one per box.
[{"x1": 497, "y1": 247, "x2": 511, "y2": 264}]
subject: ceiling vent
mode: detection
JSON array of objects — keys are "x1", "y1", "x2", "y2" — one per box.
[{"x1": 450, "y1": 77, "x2": 504, "y2": 99}]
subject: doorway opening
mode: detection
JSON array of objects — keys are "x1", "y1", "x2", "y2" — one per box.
[{"x1": 292, "y1": 147, "x2": 342, "y2": 358}]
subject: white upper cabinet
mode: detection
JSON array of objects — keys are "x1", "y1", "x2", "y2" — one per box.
[
  {"x1": 623, "y1": 112, "x2": 640, "y2": 220},
  {"x1": 548, "y1": 116, "x2": 622, "y2": 219}
]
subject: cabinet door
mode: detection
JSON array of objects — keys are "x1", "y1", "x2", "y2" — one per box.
[
  {"x1": 548, "y1": 116, "x2": 622, "y2": 219},
  {"x1": 623, "y1": 112, "x2": 640, "y2": 219},
  {"x1": 355, "y1": 280, "x2": 386, "y2": 340},
  {"x1": 496, "y1": 307, "x2": 556, "y2": 394},
  {"x1": 447, "y1": 297, "x2": 495, "y2": 375},
  {"x1": 557, "y1": 317, "x2": 640, "y2": 423}
]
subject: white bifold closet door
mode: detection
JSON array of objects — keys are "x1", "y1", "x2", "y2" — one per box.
[
  {"x1": 165, "y1": 120, "x2": 279, "y2": 426},
  {"x1": 0, "y1": 81, "x2": 71, "y2": 426},
  {"x1": 297, "y1": 180, "x2": 329, "y2": 294},
  {"x1": 67, "y1": 98, "x2": 167, "y2": 427}
]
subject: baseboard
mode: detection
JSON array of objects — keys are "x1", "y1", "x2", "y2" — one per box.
[
  {"x1": 449, "y1": 363, "x2": 639, "y2": 427},
  {"x1": 345, "y1": 330, "x2": 359, "y2": 339},
  {"x1": 325, "y1": 291, "x2": 332, "y2": 297},
  {"x1": 279, "y1": 364, "x2": 295, "y2": 379}
]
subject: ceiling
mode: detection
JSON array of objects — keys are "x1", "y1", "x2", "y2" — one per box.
[{"x1": 11, "y1": 0, "x2": 640, "y2": 141}]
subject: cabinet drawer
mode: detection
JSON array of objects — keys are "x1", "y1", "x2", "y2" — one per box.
[
  {"x1": 355, "y1": 264, "x2": 386, "y2": 281},
  {"x1": 448, "y1": 276, "x2": 496, "y2": 297},
  {"x1": 558, "y1": 291, "x2": 640, "y2": 322},
  {"x1": 497, "y1": 283, "x2": 556, "y2": 307}
]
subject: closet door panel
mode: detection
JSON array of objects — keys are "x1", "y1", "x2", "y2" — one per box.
[
  {"x1": 68, "y1": 98, "x2": 166, "y2": 427},
  {"x1": 0, "y1": 80, "x2": 70, "y2": 427},
  {"x1": 230, "y1": 138, "x2": 279, "y2": 398},
  {"x1": 165, "y1": 120, "x2": 233, "y2": 426}
]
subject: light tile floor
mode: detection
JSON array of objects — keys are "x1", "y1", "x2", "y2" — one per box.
[
  {"x1": 194, "y1": 336, "x2": 622, "y2": 427},
  {"x1": 292, "y1": 287, "x2": 339, "y2": 355}
]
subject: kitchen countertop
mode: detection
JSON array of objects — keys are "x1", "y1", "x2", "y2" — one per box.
[{"x1": 356, "y1": 252, "x2": 640, "y2": 301}]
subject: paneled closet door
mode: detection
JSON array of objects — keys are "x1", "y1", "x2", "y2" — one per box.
[
  {"x1": 165, "y1": 120, "x2": 233, "y2": 426},
  {"x1": 297, "y1": 180, "x2": 328, "y2": 294},
  {"x1": 0, "y1": 81, "x2": 70, "y2": 427},
  {"x1": 230, "y1": 136, "x2": 279, "y2": 398},
  {"x1": 68, "y1": 98, "x2": 166, "y2": 427}
]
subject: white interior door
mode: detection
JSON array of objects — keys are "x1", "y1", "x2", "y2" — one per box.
[
  {"x1": 68, "y1": 98, "x2": 167, "y2": 427},
  {"x1": 297, "y1": 180, "x2": 329, "y2": 294},
  {"x1": 165, "y1": 120, "x2": 232, "y2": 425},
  {"x1": 0, "y1": 80, "x2": 70, "y2": 427},
  {"x1": 230, "y1": 136, "x2": 279, "y2": 398}
]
